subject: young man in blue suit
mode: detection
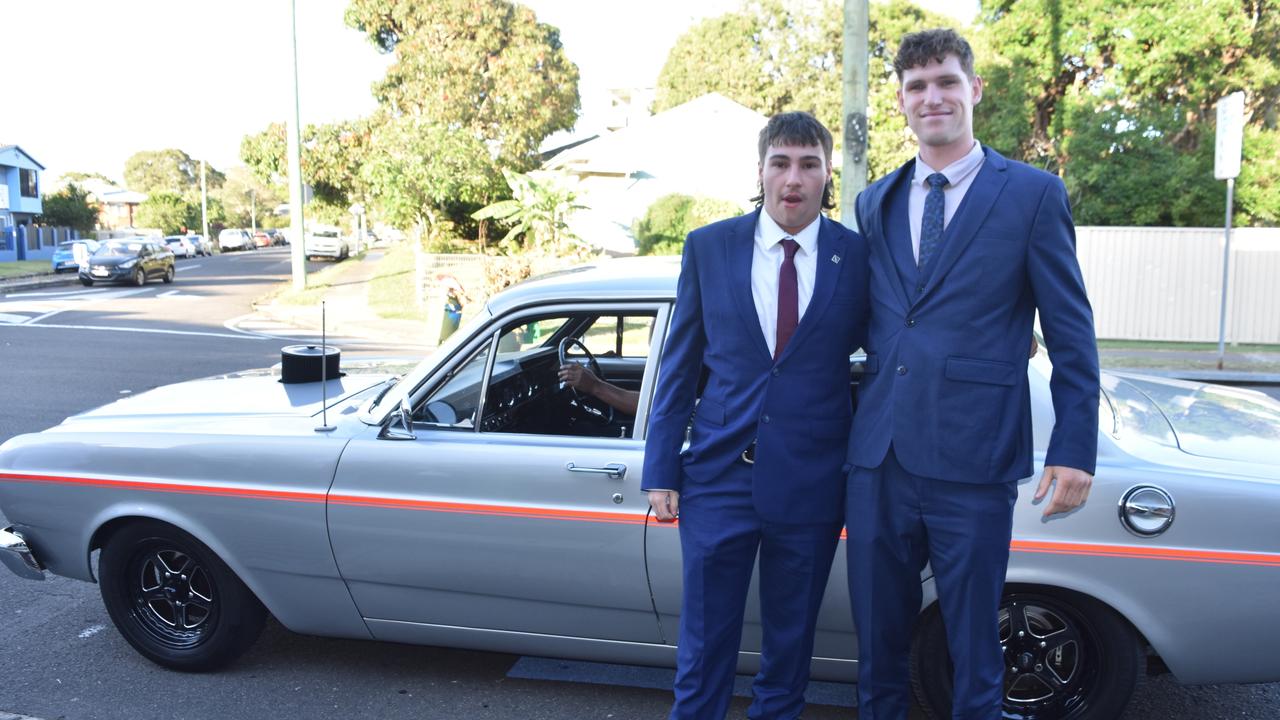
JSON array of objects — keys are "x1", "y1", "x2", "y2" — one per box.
[
  {"x1": 846, "y1": 29, "x2": 1100, "y2": 719},
  {"x1": 644, "y1": 112, "x2": 870, "y2": 719}
]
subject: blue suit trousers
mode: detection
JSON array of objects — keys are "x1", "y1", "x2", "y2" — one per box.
[
  {"x1": 846, "y1": 447, "x2": 1017, "y2": 720},
  {"x1": 672, "y1": 464, "x2": 842, "y2": 720}
]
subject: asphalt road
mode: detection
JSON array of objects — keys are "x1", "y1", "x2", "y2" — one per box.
[{"x1": 1, "y1": 250, "x2": 1278, "y2": 719}]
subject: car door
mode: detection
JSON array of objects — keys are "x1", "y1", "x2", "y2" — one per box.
[{"x1": 328, "y1": 302, "x2": 671, "y2": 646}]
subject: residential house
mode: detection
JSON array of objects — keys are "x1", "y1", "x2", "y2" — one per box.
[
  {"x1": 542, "y1": 93, "x2": 765, "y2": 254},
  {"x1": 0, "y1": 145, "x2": 47, "y2": 261}
]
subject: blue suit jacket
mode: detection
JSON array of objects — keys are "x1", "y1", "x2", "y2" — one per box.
[
  {"x1": 643, "y1": 211, "x2": 870, "y2": 524},
  {"x1": 848, "y1": 146, "x2": 1099, "y2": 483}
]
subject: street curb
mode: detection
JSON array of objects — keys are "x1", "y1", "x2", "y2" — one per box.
[{"x1": 0, "y1": 273, "x2": 79, "y2": 293}]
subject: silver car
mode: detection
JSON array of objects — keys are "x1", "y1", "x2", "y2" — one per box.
[{"x1": 1, "y1": 258, "x2": 1278, "y2": 719}]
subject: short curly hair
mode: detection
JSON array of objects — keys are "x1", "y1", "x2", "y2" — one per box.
[
  {"x1": 893, "y1": 28, "x2": 975, "y2": 79},
  {"x1": 752, "y1": 111, "x2": 836, "y2": 210}
]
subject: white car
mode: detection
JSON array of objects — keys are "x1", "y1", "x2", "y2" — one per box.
[
  {"x1": 217, "y1": 229, "x2": 253, "y2": 252},
  {"x1": 304, "y1": 226, "x2": 350, "y2": 261},
  {"x1": 163, "y1": 236, "x2": 196, "y2": 258}
]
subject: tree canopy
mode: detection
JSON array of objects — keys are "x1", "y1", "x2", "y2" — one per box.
[
  {"x1": 38, "y1": 183, "x2": 99, "y2": 232},
  {"x1": 136, "y1": 192, "x2": 200, "y2": 235},
  {"x1": 123, "y1": 149, "x2": 224, "y2": 195}
]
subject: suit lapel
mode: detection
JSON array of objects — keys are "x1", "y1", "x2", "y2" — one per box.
[
  {"x1": 725, "y1": 211, "x2": 773, "y2": 363},
  {"x1": 867, "y1": 161, "x2": 913, "y2": 311},
  {"x1": 776, "y1": 216, "x2": 843, "y2": 364},
  {"x1": 917, "y1": 146, "x2": 1009, "y2": 303}
]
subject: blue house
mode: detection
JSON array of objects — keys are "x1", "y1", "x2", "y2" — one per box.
[{"x1": 0, "y1": 145, "x2": 48, "y2": 262}]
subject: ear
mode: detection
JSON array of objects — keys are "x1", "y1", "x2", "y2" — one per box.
[
  {"x1": 971, "y1": 74, "x2": 984, "y2": 106},
  {"x1": 896, "y1": 86, "x2": 906, "y2": 115}
]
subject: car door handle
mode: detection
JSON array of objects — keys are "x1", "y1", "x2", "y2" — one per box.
[{"x1": 565, "y1": 462, "x2": 627, "y2": 480}]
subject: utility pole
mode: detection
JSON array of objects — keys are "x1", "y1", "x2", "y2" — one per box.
[
  {"x1": 250, "y1": 190, "x2": 257, "y2": 235},
  {"x1": 287, "y1": 0, "x2": 307, "y2": 290},
  {"x1": 840, "y1": 0, "x2": 870, "y2": 230},
  {"x1": 200, "y1": 160, "x2": 209, "y2": 242}
]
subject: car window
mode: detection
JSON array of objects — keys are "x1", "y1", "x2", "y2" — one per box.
[
  {"x1": 576, "y1": 315, "x2": 655, "y2": 358},
  {"x1": 416, "y1": 335, "x2": 493, "y2": 430},
  {"x1": 496, "y1": 317, "x2": 568, "y2": 353}
]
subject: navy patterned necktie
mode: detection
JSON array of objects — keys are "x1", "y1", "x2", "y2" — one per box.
[{"x1": 918, "y1": 172, "x2": 949, "y2": 270}]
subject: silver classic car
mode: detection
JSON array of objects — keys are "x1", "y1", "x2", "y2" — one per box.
[{"x1": 2, "y1": 257, "x2": 1279, "y2": 720}]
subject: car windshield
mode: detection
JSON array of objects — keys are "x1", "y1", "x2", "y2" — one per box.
[
  {"x1": 313, "y1": 230, "x2": 339, "y2": 238},
  {"x1": 95, "y1": 241, "x2": 143, "y2": 257}
]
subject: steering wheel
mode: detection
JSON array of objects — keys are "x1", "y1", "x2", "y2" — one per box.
[{"x1": 557, "y1": 337, "x2": 614, "y2": 425}]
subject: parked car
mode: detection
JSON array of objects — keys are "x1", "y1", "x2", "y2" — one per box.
[
  {"x1": 252, "y1": 231, "x2": 272, "y2": 249},
  {"x1": 49, "y1": 239, "x2": 101, "y2": 273},
  {"x1": 162, "y1": 236, "x2": 196, "y2": 259},
  {"x1": 78, "y1": 237, "x2": 175, "y2": 286},
  {"x1": 304, "y1": 226, "x2": 349, "y2": 260},
  {"x1": 2, "y1": 259, "x2": 1278, "y2": 720},
  {"x1": 217, "y1": 228, "x2": 253, "y2": 252},
  {"x1": 268, "y1": 229, "x2": 287, "y2": 246},
  {"x1": 185, "y1": 234, "x2": 211, "y2": 257}
]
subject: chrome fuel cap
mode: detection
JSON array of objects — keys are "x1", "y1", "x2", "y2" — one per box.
[{"x1": 1118, "y1": 485, "x2": 1175, "y2": 537}]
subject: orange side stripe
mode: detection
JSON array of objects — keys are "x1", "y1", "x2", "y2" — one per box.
[
  {"x1": 0, "y1": 471, "x2": 327, "y2": 503},
  {"x1": 327, "y1": 493, "x2": 649, "y2": 525},
  {"x1": 1011, "y1": 539, "x2": 1280, "y2": 568}
]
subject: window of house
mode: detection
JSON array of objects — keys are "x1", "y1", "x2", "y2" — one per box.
[{"x1": 19, "y1": 169, "x2": 38, "y2": 198}]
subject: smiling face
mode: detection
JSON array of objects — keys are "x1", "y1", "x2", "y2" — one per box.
[
  {"x1": 897, "y1": 53, "x2": 983, "y2": 160},
  {"x1": 758, "y1": 143, "x2": 831, "y2": 235}
]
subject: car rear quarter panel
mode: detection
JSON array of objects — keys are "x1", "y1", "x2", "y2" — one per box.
[
  {"x1": 1007, "y1": 454, "x2": 1280, "y2": 685},
  {"x1": 0, "y1": 428, "x2": 371, "y2": 640}
]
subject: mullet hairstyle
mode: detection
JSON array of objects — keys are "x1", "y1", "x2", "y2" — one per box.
[
  {"x1": 751, "y1": 111, "x2": 836, "y2": 211},
  {"x1": 893, "y1": 28, "x2": 976, "y2": 79}
]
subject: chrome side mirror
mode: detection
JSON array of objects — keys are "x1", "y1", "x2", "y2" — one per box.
[{"x1": 381, "y1": 397, "x2": 417, "y2": 441}]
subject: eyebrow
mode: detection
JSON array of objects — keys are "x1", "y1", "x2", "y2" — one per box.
[{"x1": 766, "y1": 152, "x2": 824, "y2": 162}]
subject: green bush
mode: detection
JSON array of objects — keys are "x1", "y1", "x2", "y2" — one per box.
[{"x1": 634, "y1": 194, "x2": 742, "y2": 255}]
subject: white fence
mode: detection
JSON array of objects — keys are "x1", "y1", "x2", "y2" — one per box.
[{"x1": 1076, "y1": 226, "x2": 1279, "y2": 344}]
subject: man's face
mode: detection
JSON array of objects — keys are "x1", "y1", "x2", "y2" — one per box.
[
  {"x1": 758, "y1": 143, "x2": 831, "y2": 234},
  {"x1": 897, "y1": 53, "x2": 983, "y2": 151}
]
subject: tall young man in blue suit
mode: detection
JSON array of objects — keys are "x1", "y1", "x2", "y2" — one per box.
[
  {"x1": 644, "y1": 112, "x2": 870, "y2": 719},
  {"x1": 846, "y1": 29, "x2": 1100, "y2": 719}
]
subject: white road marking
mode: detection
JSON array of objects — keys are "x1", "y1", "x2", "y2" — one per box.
[
  {"x1": 77, "y1": 624, "x2": 106, "y2": 639},
  {"x1": 7, "y1": 323, "x2": 268, "y2": 340},
  {"x1": 181, "y1": 263, "x2": 202, "y2": 270},
  {"x1": 26, "y1": 309, "x2": 67, "y2": 324},
  {"x1": 0, "y1": 313, "x2": 30, "y2": 324},
  {"x1": 156, "y1": 290, "x2": 180, "y2": 297}
]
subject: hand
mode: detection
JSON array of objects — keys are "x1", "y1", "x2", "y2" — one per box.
[
  {"x1": 648, "y1": 490, "x2": 680, "y2": 522},
  {"x1": 1029, "y1": 335, "x2": 1039, "y2": 358},
  {"x1": 558, "y1": 363, "x2": 599, "y2": 394},
  {"x1": 1034, "y1": 465, "x2": 1092, "y2": 518}
]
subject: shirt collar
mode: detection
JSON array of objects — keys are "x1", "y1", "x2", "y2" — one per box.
[
  {"x1": 755, "y1": 209, "x2": 821, "y2": 256},
  {"x1": 913, "y1": 140, "x2": 985, "y2": 188}
]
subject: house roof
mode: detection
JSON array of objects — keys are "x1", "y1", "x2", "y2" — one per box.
[
  {"x1": 98, "y1": 189, "x2": 149, "y2": 205},
  {"x1": 0, "y1": 145, "x2": 46, "y2": 171}
]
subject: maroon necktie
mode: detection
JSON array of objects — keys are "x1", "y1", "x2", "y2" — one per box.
[{"x1": 775, "y1": 238, "x2": 799, "y2": 360}]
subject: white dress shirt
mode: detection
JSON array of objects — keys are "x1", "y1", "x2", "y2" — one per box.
[
  {"x1": 753, "y1": 210, "x2": 819, "y2": 357},
  {"x1": 908, "y1": 140, "x2": 986, "y2": 263}
]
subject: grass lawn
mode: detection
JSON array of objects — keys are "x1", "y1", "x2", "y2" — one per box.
[
  {"x1": 367, "y1": 243, "x2": 429, "y2": 323},
  {"x1": 1098, "y1": 339, "x2": 1280, "y2": 353},
  {"x1": 0, "y1": 260, "x2": 52, "y2": 278}
]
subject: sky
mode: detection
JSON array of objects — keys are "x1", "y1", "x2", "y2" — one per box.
[{"x1": 3, "y1": 0, "x2": 976, "y2": 186}]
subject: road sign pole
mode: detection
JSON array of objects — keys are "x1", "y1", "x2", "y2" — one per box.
[
  {"x1": 1213, "y1": 91, "x2": 1244, "y2": 370},
  {"x1": 1217, "y1": 177, "x2": 1234, "y2": 370}
]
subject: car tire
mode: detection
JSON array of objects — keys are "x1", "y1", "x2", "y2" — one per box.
[
  {"x1": 133, "y1": 268, "x2": 146, "y2": 286},
  {"x1": 98, "y1": 521, "x2": 267, "y2": 672},
  {"x1": 163, "y1": 265, "x2": 175, "y2": 283},
  {"x1": 910, "y1": 586, "x2": 1142, "y2": 720},
  {"x1": 80, "y1": 277, "x2": 94, "y2": 287}
]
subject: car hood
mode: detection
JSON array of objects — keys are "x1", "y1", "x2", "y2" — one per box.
[
  {"x1": 1109, "y1": 372, "x2": 1280, "y2": 464},
  {"x1": 57, "y1": 371, "x2": 396, "y2": 431}
]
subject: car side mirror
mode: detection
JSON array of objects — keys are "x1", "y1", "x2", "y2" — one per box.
[{"x1": 381, "y1": 397, "x2": 417, "y2": 441}]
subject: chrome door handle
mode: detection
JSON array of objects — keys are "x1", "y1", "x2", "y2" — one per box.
[{"x1": 565, "y1": 462, "x2": 627, "y2": 479}]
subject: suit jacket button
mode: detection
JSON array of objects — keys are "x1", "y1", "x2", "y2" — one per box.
[
  {"x1": 761, "y1": 415, "x2": 771, "y2": 424},
  {"x1": 905, "y1": 318, "x2": 916, "y2": 327},
  {"x1": 771, "y1": 367, "x2": 780, "y2": 377},
  {"x1": 896, "y1": 365, "x2": 908, "y2": 375}
]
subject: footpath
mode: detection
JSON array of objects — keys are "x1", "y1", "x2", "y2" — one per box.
[{"x1": 3, "y1": 253, "x2": 1278, "y2": 384}]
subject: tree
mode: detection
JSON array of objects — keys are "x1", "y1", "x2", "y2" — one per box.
[
  {"x1": 978, "y1": 0, "x2": 1280, "y2": 225},
  {"x1": 634, "y1": 194, "x2": 743, "y2": 256},
  {"x1": 216, "y1": 167, "x2": 288, "y2": 230},
  {"x1": 38, "y1": 183, "x2": 99, "y2": 232},
  {"x1": 124, "y1": 149, "x2": 224, "y2": 195},
  {"x1": 345, "y1": 0, "x2": 581, "y2": 171},
  {"x1": 472, "y1": 170, "x2": 586, "y2": 253},
  {"x1": 136, "y1": 192, "x2": 200, "y2": 235},
  {"x1": 654, "y1": 0, "x2": 950, "y2": 181}
]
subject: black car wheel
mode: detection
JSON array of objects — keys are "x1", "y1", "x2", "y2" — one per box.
[
  {"x1": 910, "y1": 586, "x2": 1142, "y2": 720},
  {"x1": 133, "y1": 267, "x2": 146, "y2": 286},
  {"x1": 98, "y1": 521, "x2": 267, "y2": 672},
  {"x1": 163, "y1": 265, "x2": 175, "y2": 283},
  {"x1": 80, "y1": 277, "x2": 94, "y2": 287}
]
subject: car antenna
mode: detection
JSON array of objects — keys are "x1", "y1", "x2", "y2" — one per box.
[{"x1": 315, "y1": 300, "x2": 337, "y2": 432}]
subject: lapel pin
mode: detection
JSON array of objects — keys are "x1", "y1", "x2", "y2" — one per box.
[{"x1": 831, "y1": 254, "x2": 841, "y2": 264}]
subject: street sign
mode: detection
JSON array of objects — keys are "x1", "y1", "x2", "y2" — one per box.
[{"x1": 1215, "y1": 91, "x2": 1245, "y2": 180}]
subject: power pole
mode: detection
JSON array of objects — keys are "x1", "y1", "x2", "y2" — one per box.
[
  {"x1": 200, "y1": 160, "x2": 209, "y2": 242},
  {"x1": 287, "y1": 0, "x2": 307, "y2": 290},
  {"x1": 840, "y1": 0, "x2": 870, "y2": 230}
]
